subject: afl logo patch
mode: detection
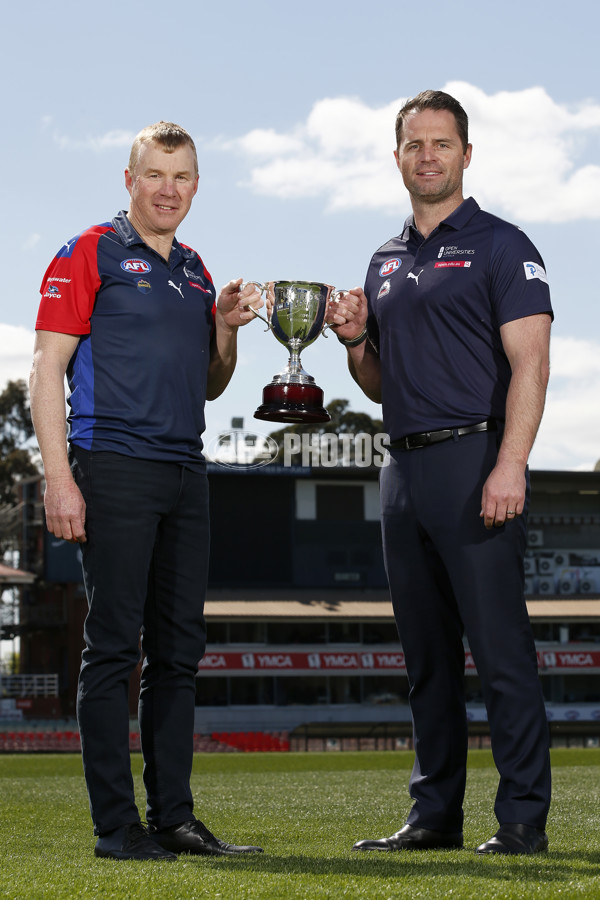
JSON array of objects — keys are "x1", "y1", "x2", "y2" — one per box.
[
  {"x1": 379, "y1": 258, "x2": 401, "y2": 277},
  {"x1": 136, "y1": 278, "x2": 152, "y2": 294},
  {"x1": 121, "y1": 258, "x2": 152, "y2": 274}
]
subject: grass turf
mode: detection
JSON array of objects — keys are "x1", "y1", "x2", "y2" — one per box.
[{"x1": 0, "y1": 748, "x2": 598, "y2": 899}]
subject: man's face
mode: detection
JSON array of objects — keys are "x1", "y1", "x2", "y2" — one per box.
[
  {"x1": 125, "y1": 141, "x2": 198, "y2": 237},
  {"x1": 394, "y1": 108, "x2": 471, "y2": 205}
]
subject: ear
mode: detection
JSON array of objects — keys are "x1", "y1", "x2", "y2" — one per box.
[
  {"x1": 125, "y1": 167, "x2": 133, "y2": 194},
  {"x1": 463, "y1": 144, "x2": 473, "y2": 170},
  {"x1": 393, "y1": 149, "x2": 400, "y2": 171}
]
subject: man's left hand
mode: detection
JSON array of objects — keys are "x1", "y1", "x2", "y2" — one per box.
[
  {"x1": 480, "y1": 460, "x2": 526, "y2": 529},
  {"x1": 217, "y1": 278, "x2": 263, "y2": 329}
]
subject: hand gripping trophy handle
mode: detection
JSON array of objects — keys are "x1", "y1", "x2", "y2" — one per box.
[
  {"x1": 240, "y1": 282, "x2": 272, "y2": 329},
  {"x1": 242, "y1": 281, "x2": 348, "y2": 424}
]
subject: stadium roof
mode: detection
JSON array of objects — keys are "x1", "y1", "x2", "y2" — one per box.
[{"x1": 204, "y1": 590, "x2": 600, "y2": 620}]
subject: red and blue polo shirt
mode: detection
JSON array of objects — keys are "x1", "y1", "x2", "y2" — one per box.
[{"x1": 36, "y1": 210, "x2": 216, "y2": 465}]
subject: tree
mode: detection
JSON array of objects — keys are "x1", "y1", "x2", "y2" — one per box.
[
  {"x1": 0, "y1": 379, "x2": 39, "y2": 506},
  {"x1": 266, "y1": 398, "x2": 385, "y2": 466},
  {"x1": 0, "y1": 379, "x2": 41, "y2": 557}
]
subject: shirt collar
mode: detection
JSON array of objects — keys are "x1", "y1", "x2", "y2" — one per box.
[
  {"x1": 111, "y1": 210, "x2": 193, "y2": 262},
  {"x1": 402, "y1": 196, "x2": 481, "y2": 241}
]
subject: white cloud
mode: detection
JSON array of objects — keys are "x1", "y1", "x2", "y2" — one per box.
[
  {"x1": 0, "y1": 325, "x2": 35, "y2": 389},
  {"x1": 237, "y1": 128, "x2": 306, "y2": 157},
  {"x1": 227, "y1": 83, "x2": 600, "y2": 222},
  {"x1": 42, "y1": 118, "x2": 135, "y2": 153},
  {"x1": 530, "y1": 336, "x2": 600, "y2": 470},
  {"x1": 56, "y1": 129, "x2": 135, "y2": 153}
]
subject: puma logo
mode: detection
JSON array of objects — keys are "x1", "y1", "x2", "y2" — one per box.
[{"x1": 407, "y1": 269, "x2": 424, "y2": 285}]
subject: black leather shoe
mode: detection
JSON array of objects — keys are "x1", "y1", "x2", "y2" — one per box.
[
  {"x1": 476, "y1": 824, "x2": 548, "y2": 855},
  {"x1": 352, "y1": 823, "x2": 463, "y2": 852},
  {"x1": 151, "y1": 818, "x2": 263, "y2": 856},
  {"x1": 95, "y1": 822, "x2": 177, "y2": 860}
]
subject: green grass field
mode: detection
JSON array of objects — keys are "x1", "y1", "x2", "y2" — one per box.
[{"x1": 1, "y1": 749, "x2": 599, "y2": 899}]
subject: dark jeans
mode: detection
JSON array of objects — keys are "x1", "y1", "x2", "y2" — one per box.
[
  {"x1": 71, "y1": 447, "x2": 209, "y2": 835},
  {"x1": 380, "y1": 430, "x2": 551, "y2": 832}
]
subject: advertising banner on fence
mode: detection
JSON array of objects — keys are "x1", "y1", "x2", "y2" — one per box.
[{"x1": 198, "y1": 648, "x2": 600, "y2": 674}]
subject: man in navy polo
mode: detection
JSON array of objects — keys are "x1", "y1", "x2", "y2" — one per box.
[
  {"x1": 30, "y1": 122, "x2": 264, "y2": 861},
  {"x1": 332, "y1": 91, "x2": 552, "y2": 855}
]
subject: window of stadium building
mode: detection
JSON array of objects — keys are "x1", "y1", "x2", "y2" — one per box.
[
  {"x1": 196, "y1": 676, "x2": 228, "y2": 706},
  {"x1": 316, "y1": 484, "x2": 364, "y2": 521},
  {"x1": 362, "y1": 622, "x2": 400, "y2": 644},
  {"x1": 328, "y1": 622, "x2": 361, "y2": 643},
  {"x1": 364, "y1": 676, "x2": 409, "y2": 705},
  {"x1": 204, "y1": 622, "x2": 399, "y2": 645},
  {"x1": 329, "y1": 677, "x2": 362, "y2": 704},
  {"x1": 531, "y1": 622, "x2": 600, "y2": 643},
  {"x1": 206, "y1": 622, "x2": 228, "y2": 643},
  {"x1": 194, "y1": 676, "x2": 412, "y2": 707},
  {"x1": 547, "y1": 675, "x2": 600, "y2": 703},
  {"x1": 228, "y1": 622, "x2": 266, "y2": 643},
  {"x1": 229, "y1": 677, "x2": 275, "y2": 706},
  {"x1": 266, "y1": 622, "x2": 328, "y2": 644},
  {"x1": 275, "y1": 676, "x2": 329, "y2": 706}
]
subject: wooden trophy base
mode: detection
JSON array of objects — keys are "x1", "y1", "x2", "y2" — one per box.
[{"x1": 254, "y1": 381, "x2": 330, "y2": 424}]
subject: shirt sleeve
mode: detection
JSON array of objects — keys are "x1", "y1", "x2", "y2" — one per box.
[
  {"x1": 36, "y1": 228, "x2": 103, "y2": 334},
  {"x1": 179, "y1": 243, "x2": 217, "y2": 332},
  {"x1": 489, "y1": 224, "x2": 554, "y2": 327},
  {"x1": 364, "y1": 258, "x2": 381, "y2": 354}
]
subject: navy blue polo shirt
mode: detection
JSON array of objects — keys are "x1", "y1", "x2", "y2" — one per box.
[
  {"x1": 37, "y1": 211, "x2": 216, "y2": 466},
  {"x1": 364, "y1": 197, "x2": 553, "y2": 439}
]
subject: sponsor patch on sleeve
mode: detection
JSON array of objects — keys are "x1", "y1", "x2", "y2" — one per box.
[{"x1": 523, "y1": 262, "x2": 548, "y2": 284}]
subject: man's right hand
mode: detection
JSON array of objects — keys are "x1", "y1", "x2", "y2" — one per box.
[{"x1": 44, "y1": 478, "x2": 87, "y2": 543}]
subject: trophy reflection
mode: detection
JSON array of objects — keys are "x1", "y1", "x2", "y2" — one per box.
[{"x1": 246, "y1": 280, "x2": 344, "y2": 424}]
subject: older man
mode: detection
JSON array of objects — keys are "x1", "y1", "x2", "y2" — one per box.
[{"x1": 30, "y1": 121, "x2": 263, "y2": 860}]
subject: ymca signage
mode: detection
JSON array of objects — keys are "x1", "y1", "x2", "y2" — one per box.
[{"x1": 198, "y1": 649, "x2": 600, "y2": 674}]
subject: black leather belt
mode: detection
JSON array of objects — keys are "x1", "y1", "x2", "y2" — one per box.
[{"x1": 388, "y1": 419, "x2": 497, "y2": 451}]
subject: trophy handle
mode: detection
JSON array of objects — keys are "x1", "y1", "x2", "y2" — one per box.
[
  {"x1": 321, "y1": 288, "x2": 350, "y2": 338},
  {"x1": 240, "y1": 281, "x2": 272, "y2": 330}
]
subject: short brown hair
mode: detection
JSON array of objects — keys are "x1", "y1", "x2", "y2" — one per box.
[
  {"x1": 395, "y1": 91, "x2": 469, "y2": 153},
  {"x1": 128, "y1": 121, "x2": 198, "y2": 175}
]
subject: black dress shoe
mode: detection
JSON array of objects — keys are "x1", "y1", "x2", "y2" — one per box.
[
  {"x1": 352, "y1": 823, "x2": 463, "y2": 852},
  {"x1": 94, "y1": 822, "x2": 177, "y2": 860},
  {"x1": 151, "y1": 818, "x2": 264, "y2": 856},
  {"x1": 476, "y1": 823, "x2": 548, "y2": 855}
]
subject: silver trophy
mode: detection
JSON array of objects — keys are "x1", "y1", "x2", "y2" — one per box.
[{"x1": 244, "y1": 280, "x2": 345, "y2": 423}]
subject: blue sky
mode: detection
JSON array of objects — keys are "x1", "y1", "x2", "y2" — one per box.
[{"x1": 2, "y1": 0, "x2": 600, "y2": 469}]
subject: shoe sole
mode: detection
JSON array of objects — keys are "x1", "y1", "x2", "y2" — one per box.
[
  {"x1": 94, "y1": 849, "x2": 177, "y2": 861},
  {"x1": 353, "y1": 843, "x2": 463, "y2": 852}
]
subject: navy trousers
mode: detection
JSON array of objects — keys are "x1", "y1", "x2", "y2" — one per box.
[
  {"x1": 379, "y1": 430, "x2": 551, "y2": 833},
  {"x1": 71, "y1": 448, "x2": 209, "y2": 835}
]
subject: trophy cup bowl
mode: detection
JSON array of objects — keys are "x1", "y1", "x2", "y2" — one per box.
[{"x1": 246, "y1": 280, "x2": 344, "y2": 424}]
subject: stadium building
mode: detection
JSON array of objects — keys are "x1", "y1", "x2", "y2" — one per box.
[{"x1": 2, "y1": 457, "x2": 600, "y2": 745}]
